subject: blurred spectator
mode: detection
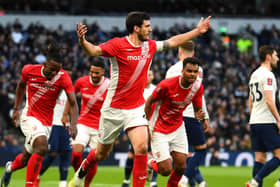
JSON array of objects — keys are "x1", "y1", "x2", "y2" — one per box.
[
  {"x1": 236, "y1": 34, "x2": 253, "y2": 54},
  {"x1": 1, "y1": 0, "x2": 280, "y2": 16},
  {"x1": 210, "y1": 150, "x2": 221, "y2": 166}
]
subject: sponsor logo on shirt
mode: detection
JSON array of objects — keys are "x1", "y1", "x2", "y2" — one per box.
[
  {"x1": 127, "y1": 54, "x2": 151, "y2": 61},
  {"x1": 30, "y1": 83, "x2": 55, "y2": 91}
]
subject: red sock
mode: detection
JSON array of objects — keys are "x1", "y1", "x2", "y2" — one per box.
[
  {"x1": 82, "y1": 148, "x2": 97, "y2": 171},
  {"x1": 167, "y1": 170, "x2": 182, "y2": 187},
  {"x1": 71, "y1": 151, "x2": 83, "y2": 171},
  {"x1": 11, "y1": 153, "x2": 26, "y2": 171},
  {"x1": 25, "y1": 153, "x2": 43, "y2": 187},
  {"x1": 84, "y1": 162, "x2": 97, "y2": 187},
  {"x1": 149, "y1": 159, "x2": 158, "y2": 173},
  {"x1": 132, "y1": 154, "x2": 147, "y2": 187}
]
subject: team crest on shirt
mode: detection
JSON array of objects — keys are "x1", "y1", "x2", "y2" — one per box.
[
  {"x1": 155, "y1": 152, "x2": 160, "y2": 159},
  {"x1": 267, "y1": 78, "x2": 272, "y2": 85}
]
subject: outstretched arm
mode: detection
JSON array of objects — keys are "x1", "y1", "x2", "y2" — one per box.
[
  {"x1": 77, "y1": 23, "x2": 103, "y2": 56},
  {"x1": 162, "y1": 16, "x2": 211, "y2": 50}
]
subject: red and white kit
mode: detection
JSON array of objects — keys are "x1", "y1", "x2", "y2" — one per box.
[
  {"x1": 98, "y1": 37, "x2": 164, "y2": 144},
  {"x1": 149, "y1": 76, "x2": 203, "y2": 162},
  {"x1": 73, "y1": 75, "x2": 110, "y2": 148},
  {"x1": 20, "y1": 64, "x2": 74, "y2": 153}
]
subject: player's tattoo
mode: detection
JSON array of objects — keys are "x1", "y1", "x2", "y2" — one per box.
[{"x1": 163, "y1": 41, "x2": 170, "y2": 51}]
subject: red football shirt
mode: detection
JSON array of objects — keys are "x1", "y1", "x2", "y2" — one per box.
[
  {"x1": 99, "y1": 37, "x2": 159, "y2": 109},
  {"x1": 151, "y1": 76, "x2": 203, "y2": 133},
  {"x1": 75, "y1": 76, "x2": 110, "y2": 129},
  {"x1": 21, "y1": 64, "x2": 74, "y2": 126}
]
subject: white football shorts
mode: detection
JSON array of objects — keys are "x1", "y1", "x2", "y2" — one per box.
[
  {"x1": 20, "y1": 116, "x2": 51, "y2": 154},
  {"x1": 99, "y1": 104, "x2": 148, "y2": 144},
  {"x1": 150, "y1": 123, "x2": 188, "y2": 163},
  {"x1": 72, "y1": 124, "x2": 99, "y2": 149}
]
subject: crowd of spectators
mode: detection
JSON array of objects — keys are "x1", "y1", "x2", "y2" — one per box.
[
  {"x1": 0, "y1": 18, "x2": 280, "y2": 158},
  {"x1": 1, "y1": 0, "x2": 280, "y2": 17}
]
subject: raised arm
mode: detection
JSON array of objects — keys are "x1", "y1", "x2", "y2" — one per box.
[
  {"x1": 162, "y1": 16, "x2": 211, "y2": 50},
  {"x1": 12, "y1": 80, "x2": 26, "y2": 127},
  {"x1": 77, "y1": 23, "x2": 103, "y2": 56}
]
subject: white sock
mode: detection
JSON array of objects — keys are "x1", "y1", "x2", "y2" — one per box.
[
  {"x1": 6, "y1": 164, "x2": 12, "y2": 173},
  {"x1": 59, "y1": 180, "x2": 67, "y2": 187},
  {"x1": 123, "y1": 179, "x2": 130, "y2": 184},
  {"x1": 150, "y1": 181, "x2": 157, "y2": 187}
]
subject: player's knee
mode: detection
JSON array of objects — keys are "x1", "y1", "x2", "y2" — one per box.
[
  {"x1": 36, "y1": 145, "x2": 48, "y2": 156},
  {"x1": 133, "y1": 142, "x2": 148, "y2": 155},
  {"x1": 159, "y1": 168, "x2": 172, "y2": 176},
  {"x1": 173, "y1": 160, "x2": 186, "y2": 175},
  {"x1": 95, "y1": 151, "x2": 110, "y2": 161},
  {"x1": 174, "y1": 165, "x2": 185, "y2": 175},
  {"x1": 255, "y1": 152, "x2": 267, "y2": 163},
  {"x1": 33, "y1": 142, "x2": 48, "y2": 156},
  {"x1": 33, "y1": 136, "x2": 48, "y2": 156},
  {"x1": 21, "y1": 154, "x2": 30, "y2": 166},
  {"x1": 158, "y1": 165, "x2": 172, "y2": 176}
]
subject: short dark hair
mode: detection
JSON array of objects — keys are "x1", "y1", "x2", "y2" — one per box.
[
  {"x1": 183, "y1": 57, "x2": 201, "y2": 68},
  {"x1": 90, "y1": 58, "x2": 105, "y2": 69},
  {"x1": 126, "y1": 11, "x2": 150, "y2": 34},
  {"x1": 180, "y1": 40, "x2": 195, "y2": 52},
  {"x1": 259, "y1": 45, "x2": 275, "y2": 62},
  {"x1": 46, "y1": 40, "x2": 63, "y2": 63}
]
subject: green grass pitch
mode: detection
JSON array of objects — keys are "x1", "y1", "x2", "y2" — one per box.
[{"x1": 1, "y1": 166, "x2": 279, "y2": 186}]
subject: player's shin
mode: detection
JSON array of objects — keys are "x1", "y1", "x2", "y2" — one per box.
[{"x1": 132, "y1": 154, "x2": 148, "y2": 187}]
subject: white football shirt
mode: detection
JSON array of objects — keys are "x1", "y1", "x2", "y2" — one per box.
[
  {"x1": 52, "y1": 90, "x2": 68, "y2": 126},
  {"x1": 249, "y1": 66, "x2": 277, "y2": 124}
]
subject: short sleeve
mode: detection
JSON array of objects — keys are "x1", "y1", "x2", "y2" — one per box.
[
  {"x1": 99, "y1": 38, "x2": 119, "y2": 57},
  {"x1": 192, "y1": 84, "x2": 204, "y2": 108},
  {"x1": 263, "y1": 73, "x2": 274, "y2": 91},
  {"x1": 152, "y1": 80, "x2": 167, "y2": 101},
  {"x1": 62, "y1": 72, "x2": 74, "y2": 93},
  {"x1": 74, "y1": 78, "x2": 82, "y2": 93},
  {"x1": 21, "y1": 65, "x2": 31, "y2": 83},
  {"x1": 156, "y1": 41, "x2": 164, "y2": 52}
]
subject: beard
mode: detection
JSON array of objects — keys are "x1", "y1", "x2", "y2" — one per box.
[{"x1": 138, "y1": 33, "x2": 148, "y2": 41}]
